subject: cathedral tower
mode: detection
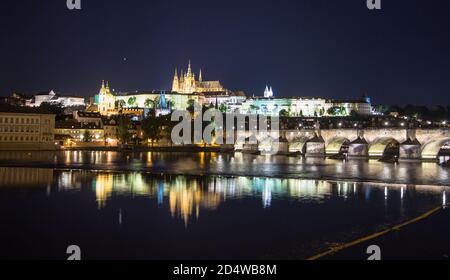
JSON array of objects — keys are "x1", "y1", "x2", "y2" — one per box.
[
  {"x1": 264, "y1": 86, "x2": 274, "y2": 98},
  {"x1": 98, "y1": 80, "x2": 115, "y2": 115},
  {"x1": 172, "y1": 69, "x2": 179, "y2": 92},
  {"x1": 171, "y1": 61, "x2": 224, "y2": 94}
]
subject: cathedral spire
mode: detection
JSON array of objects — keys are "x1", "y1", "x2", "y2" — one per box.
[
  {"x1": 101, "y1": 80, "x2": 105, "y2": 89},
  {"x1": 187, "y1": 60, "x2": 192, "y2": 76},
  {"x1": 264, "y1": 85, "x2": 273, "y2": 98},
  {"x1": 172, "y1": 68, "x2": 179, "y2": 92},
  {"x1": 199, "y1": 69, "x2": 203, "y2": 82}
]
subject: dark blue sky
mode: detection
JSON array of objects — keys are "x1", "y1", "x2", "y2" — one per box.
[{"x1": 1, "y1": 0, "x2": 449, "y2": 105}]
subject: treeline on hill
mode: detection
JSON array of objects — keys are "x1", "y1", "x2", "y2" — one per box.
[{"x1": 373, "y1": 104, "x2": 450, "y2": 120}]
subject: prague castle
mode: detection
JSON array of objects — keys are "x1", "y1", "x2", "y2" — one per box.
[
  {"x1": 93, "y1": 60, "x2": 371, "y2": 117},
  {"x1": 172, "y1": 61, "x2": 225, "y2": 94}
]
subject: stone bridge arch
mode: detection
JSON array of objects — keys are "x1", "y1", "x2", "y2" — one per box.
[
  {"x1": 288, "y1": 136, "x2": 311, "y2": 154},
  {"x1": 362, "y1": 129, "x2": 407, "y2": 144},
  {"x1": 326, "y1": 137, "x2": 351, "y2": 155},
  {"x1": 421, "y1": 138, "x2": 450, "y2": 160},
  {"x1": 368, "y1": 137, "x2": 400, "y2": 157}
]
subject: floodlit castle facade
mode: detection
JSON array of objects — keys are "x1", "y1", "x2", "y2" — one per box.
[
  {"x1": 25, "y1": 90, "x2": 85, "y2": 108},
  {"x1": 94, "y1": 61, "x2": 372, "y2": 117},
  {"x1": 172, "y1": 61, "x2": 225, "y2": 94}
]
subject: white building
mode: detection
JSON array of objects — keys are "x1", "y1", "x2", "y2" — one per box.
[
  {"x1": 264, "y1": 86, "x2": 274, "y2": 98},
  {"x1": 27, "y1": 90, "x2": 85, "y2": 108}
]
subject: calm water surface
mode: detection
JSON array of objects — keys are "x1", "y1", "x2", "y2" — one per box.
[
  {"x1": 0, "y1": 151, "x2": 449, "y2": 185},
  {"x1": 0, "y1": 159, "x2": 448, "y2": 259}
]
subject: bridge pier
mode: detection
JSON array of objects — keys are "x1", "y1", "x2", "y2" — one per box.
[
  {"x1": 399, "y1": 138, "x2": 422, "y2": 161},
  {"x1": 347, "y1": 137, "x2": 369, "y2": 158},
  {"x1": 247, "y1": 128, "x2": 449, "y2": 162},
  {"x1": 305, "y1": 134, "x2": 325, "y2": 157}
]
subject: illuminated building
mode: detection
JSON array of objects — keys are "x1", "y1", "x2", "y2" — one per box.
[
  {"x1": 55, "y1": 121, "x2": 105, "y2": 144},
  {"x1": 103, "y1": 118, "x2": 119, "y2": 146},
  {"x1": 264, "y1": 86, "x2": 274, "y2": 98},
  {"x1": 236, "y1": 88, "x2": 372, "y2": 117},
  {"x1": 26, "y1": 90, "x2": 85, "y2": 108},
  {"x1": 73, "y1": 111, "x2": 102, "y2": 126},
  {"x1": 94, "y1": 61, "x2": 372, "y2": 117},
  {"x1": 0, "y1": 106, "x2": 56, "y2": 150},
  {"x1": 172, "y1": 61, "x2": 225, "y2": 94},
  {"x1": 98, "y1": 81, "x2": 116, "y2": 116}
]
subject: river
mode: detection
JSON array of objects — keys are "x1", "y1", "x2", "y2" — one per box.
[{"x1": 0, "y1": 151, "x2": 448, "y2": 259}]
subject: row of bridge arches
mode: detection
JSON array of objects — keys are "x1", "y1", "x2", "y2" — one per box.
[
  {"x1": 235, "y1": 131, "x2": 450, "y2": 161},
  {"x1": 325, "y1": 136, "x2": 450, "y2": 160}
]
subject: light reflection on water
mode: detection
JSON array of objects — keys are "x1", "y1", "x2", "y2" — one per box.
[
  {"x1": 0, "y1": 160, "x2": 448, "y2": 259},
  {"x1": 0, "y1": 151, "x2": 449, "y2": 186},
  {"x1": 0, "y1": 167, "x2": 447, "y2": 228}
]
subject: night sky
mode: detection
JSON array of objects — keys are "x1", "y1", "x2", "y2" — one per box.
[{"x1": 1, "y1": 0, "x2": 450, "y2": 105}]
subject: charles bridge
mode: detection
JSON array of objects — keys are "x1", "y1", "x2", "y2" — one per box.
[{"x1": 236, "y1": 128, "x2": 450, "y2": 161}]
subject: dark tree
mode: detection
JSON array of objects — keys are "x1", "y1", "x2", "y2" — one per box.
[
  {"x1": 142, "y1": 115, "x2": 163, "y2": 147},
  {"x1": 117, "y1": 115, "x2": 132, "y2": 144},
  {"x1": 39, "y1": 102, "x2": 65, "y2": 116},
  {"x1": 83, "y1": 130, "x2": 92, "y2": 142}
]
